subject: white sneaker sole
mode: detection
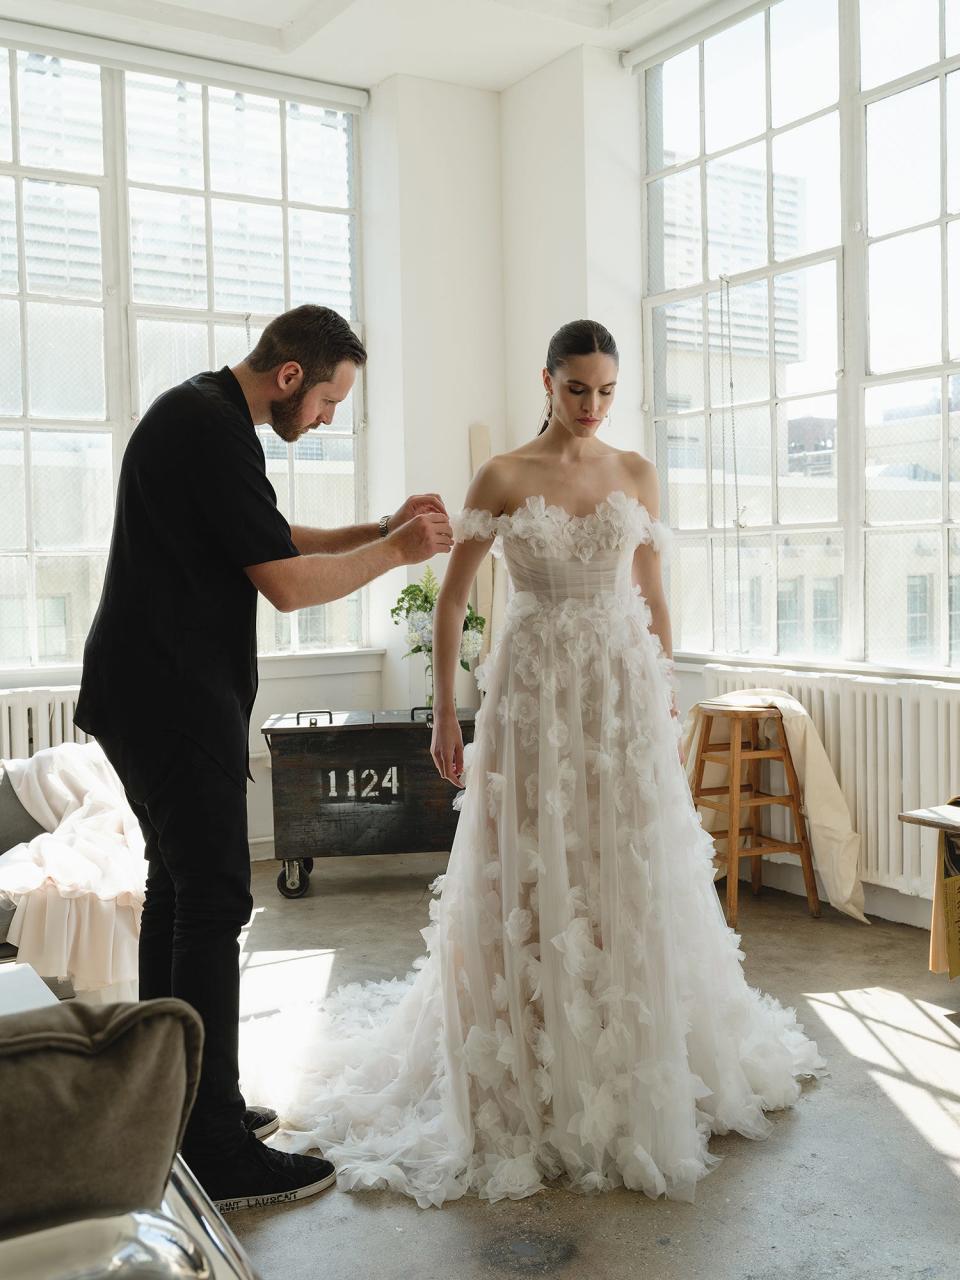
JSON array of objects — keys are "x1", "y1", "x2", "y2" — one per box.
[
  {"x1": 214, "y1": 1168, "x2": 337, "y2": 1212},
  {"x1": 251, "y1": 1117, "x2": 280, "y2": 1140}
]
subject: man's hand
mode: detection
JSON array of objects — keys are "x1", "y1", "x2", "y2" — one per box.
[
  {"x1": 390, "y1": 493, "x2": 448, "y2": 531},
  {"x1": 388, "y1": 512, "x2": 454, "y2": 564}
]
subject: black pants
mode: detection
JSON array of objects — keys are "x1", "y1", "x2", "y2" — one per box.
[{"x1": 98, "y1": 729, "x2": 254, "y2": 1164}]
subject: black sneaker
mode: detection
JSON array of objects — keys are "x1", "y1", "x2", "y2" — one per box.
[
  {"x1": 244, "y1": 1105, "x2": 279, "y2": 1141},
  {"x1": 191, "y1": 1135, "x2": 337, "y2": 1211}
]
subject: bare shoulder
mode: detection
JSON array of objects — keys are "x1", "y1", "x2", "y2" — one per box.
[
  {"x1": 461, "y1": 454, "x2": 514, "y2": 515},
  {"x1": 618, "y1": 450, "x2": 661, "y2": 516}
]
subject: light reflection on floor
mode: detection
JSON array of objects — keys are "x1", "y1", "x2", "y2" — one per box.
[{"x1": 806, "y1": 986, "x2": 960, "y2": 1179}]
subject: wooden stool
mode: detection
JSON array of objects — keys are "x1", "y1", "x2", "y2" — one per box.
[{"x1": 691, "y1": 701, "x2": 821, "y2": 928}]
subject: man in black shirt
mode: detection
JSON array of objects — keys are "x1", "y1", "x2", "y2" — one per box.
[{"x1": 76, "y1": 305, "x2": 453, "y2": 1210}]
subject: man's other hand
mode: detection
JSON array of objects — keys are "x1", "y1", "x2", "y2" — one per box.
[{"x1": 391, "y1": 493, "x2": 448, "y2": 530}]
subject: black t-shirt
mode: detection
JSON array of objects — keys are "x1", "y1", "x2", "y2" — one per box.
[{"x1": 75, "y1": 368, "x2": 299, "y2": 782}]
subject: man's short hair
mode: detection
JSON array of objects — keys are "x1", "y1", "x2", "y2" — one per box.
[{"x1": 246, "y1": 305, "x2": 367, "y2": 386}]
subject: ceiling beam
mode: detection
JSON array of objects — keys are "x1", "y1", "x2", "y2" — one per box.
[
  {"x1": 58, "y1": 0, "x2": 284, "y2": 48},
  {"x1": 280, "y1": 0, "x2": 362, "y2": 52},
  {"x1": 486, "y1": 0, "x2": 612, "y2": 30},
  {"x1": 608, "y1": 0, "x2": 677, "y2": 28}
]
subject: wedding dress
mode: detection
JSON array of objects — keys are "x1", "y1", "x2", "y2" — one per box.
[{"x1": 260, "y1": 491, "x2": 825, "y2": 1208}]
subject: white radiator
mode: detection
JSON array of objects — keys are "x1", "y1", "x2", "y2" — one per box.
[
  {"x1": 0, "y1": 686, "x2": 88, "y2": 761},
  {"x1": 703, "y1": 664, "x2": 957, "y2": 899}
]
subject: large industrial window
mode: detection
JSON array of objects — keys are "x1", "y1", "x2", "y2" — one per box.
[
  {"x1": 643, "y1": 0, "x2": 960, "y2": 673},
  {"x1": 0, "y1": 38, "x2": 363, "y2": 668}
]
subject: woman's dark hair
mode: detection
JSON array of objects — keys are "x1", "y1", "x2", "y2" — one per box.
[
  {"x1": 247, "y1": 304, "x2": 367, "y2": 387},
  {"x1": 540, "y1": 319, "x2": 619, "y2": 434}
]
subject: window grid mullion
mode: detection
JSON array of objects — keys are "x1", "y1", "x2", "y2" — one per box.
[
  {"x1": 9, "y1": 60, "x2": 38, "y2": 666},
  {"x1": 838, "y1": 0, "x2": 867, "y2": 663}
]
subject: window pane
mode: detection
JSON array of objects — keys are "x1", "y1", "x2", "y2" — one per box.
[
  {"x1": 211, "y1": 200, "x2": 284, "y2": 312},
  {"x1": 950, "y1": 531, "x2": 960, "y2": 665},
  {"x1": 712, "y1": 534, "x2": 773, "y2": 654},
  {"x1": 670, "y1": 541, "x2": 711, "y2": 651},
  {"x1": 865, "y1": 379, "x2": 942, "y2": 524},
  {"x1": 0, "y1": 430, "x2": 25, "y2": 550},
  {"x1": 949, "y1": 374, "x2": 960, "y2": 520},
  {"x1": 867, "y1": 81, "x2": 940, "y2": 238},
  {"x1": 708, "y1": 279, "x2": 768, "y2": 407},
  {"x1": 646, "y1": 46, "x2": 699, "y2": 170},
  {"x1": 859, "y1": 0, "x2": 940, "y2": 90},
  {"x1": 711, "y1": 405, "x2": 772, "y2": 527},
  {"x1": 777, "y1": 533, "x2": 843, "y2": 657},
  {"x1": 0, "y1": 299, "x2": 22, "y2": 416},
  {"x1": 257, "y1": 427, "x2": 290, "y2": 512},
  {"x1": 286, "y1": 103, "x2": 352, "y2": 207},
  {"x1": 214, "y1": 321, "x2": 263, "y2": 369},
  {"x1": 136, "y1": 318, "x2": 208, "y2": 415},
  {"x1": 35, "y1": 554, "x2": 107, "y2": 664},
  {"x1": 125, "y1": 73, "x2": 203, "y2": 189},
  {"x1": 777, "y1": 394, "x2": 839, "y2": 524},
  {"x1": 652, "y1": 296, "x2": 704, "y2": 415},
  {"x1": 949, "y1": 0, "x2": 960, "y2": 57},
  {"x1": 0, "y1": 558, "x2": 29, "y2": 664},
  {"x1": 0, "y1": 175, "x2": 19, "y2": 294},
  {"x1": 0, "y1": 53, "x2": 11, "y2": 163},
  {"x1": 657, "y1": 416, "x2": 706, "y2": 529},
  {"x1": 293, "y1": 432, "x2": 361, "y2": 650},
  {"x1": 770, "y1": 0, "x2": 839, "y2": 127},
  {"x1": 706, "y1": 142, "x2": 767, "y2": 277},
  {"x1": 647, "y1": 167, "x2": 701, "y2": 293},
  {"x1": 17, "y1": 53, "x2": 103, "y2": 174},
  {"x1": 774, "y1": 261, "x2": 838, "y2": 397},
  {"x1": 868, "y1": 227, "x2": 941, "y2": 373},
  {"x1": 704, "y1": 13, "x2": 765, "y2": 153},
  {"x1": 129, "y1": 188, "x2": 207, "y2": 308},
  {"x1": 772, "y1": 113, "x2": 840, "y2": 260},
  {"x1": 27, "y1": 303, "x2": 104, "y2": 420},
  {"x1": 298, "y1": 596, "x2": 360, "y2": 651},
  {"x1": 23, "y1": 180, "x2": 101, "y2": 300},
  {"x1": 293, "y1": 433, "x2": 355, "y2": 527},
  {"x1": 949, "y1": 220, "x2": 960, "y2": 360},
  {"x1": 257, "y1": 598, "x2": 292, "y2": 655},
  {"x1": 947, "y1": 74, "x2": 960, "y2": 214},
  {"x1": 865, "y1": 530, "x2": 941, "y2": 665},
  {"x1": 31, "y1": 431, "x2": 112, "y2": 550},
  {"x1": 208, "y1": 89, "x2": 281, "y2": 198},
  {"x1": 288, "y1": 209, "x2": 353, "y2": 316}
]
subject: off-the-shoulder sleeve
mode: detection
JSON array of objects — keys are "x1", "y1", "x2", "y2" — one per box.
[
  {"x1": 452, "y1": 508, "x2": 500, "y2": 543},
  {"x1": 648, "y1": 518, "x2": 673, "y2": 560}
]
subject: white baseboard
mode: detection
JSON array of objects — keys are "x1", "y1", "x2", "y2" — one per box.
[
  {"x1": 250, "y1": 839, "x2": 933, "y2": 929},
  {"x1": 742, "y1": 859, "x2": 933, "y2": 930}
]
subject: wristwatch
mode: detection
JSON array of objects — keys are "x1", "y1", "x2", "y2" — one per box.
[{"x1": 378, "y1": 513, "x2": 390, "y2": 538}]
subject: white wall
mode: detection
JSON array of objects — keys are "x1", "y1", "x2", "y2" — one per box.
[
  {"x1": 501, "y1": 47, "x2": 644, "y2": 455},
  {"x1": 362, "y1": 74, "x2": 508, "y2": 711}
]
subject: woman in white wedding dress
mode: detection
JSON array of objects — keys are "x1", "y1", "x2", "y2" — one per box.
[{"x1": 267, "y1": 320, "x2": 825, "y2": 1208}]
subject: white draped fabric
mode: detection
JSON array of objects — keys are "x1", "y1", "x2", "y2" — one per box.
[
  {"x1": 0, "y1": 741, "x2": 144, "y2": 996},
  {"x1": 250, "y1": 492, "x2": 825, "y2": 1208}
]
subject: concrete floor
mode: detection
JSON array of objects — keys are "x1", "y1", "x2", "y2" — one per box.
[{"x1": 232, "y1": 855, "x2": 958, "y2": 1280}]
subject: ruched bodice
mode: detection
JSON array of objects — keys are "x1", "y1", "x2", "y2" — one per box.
[{"x1": 451, "y1": 490, "x2": 672, "y2": 607}]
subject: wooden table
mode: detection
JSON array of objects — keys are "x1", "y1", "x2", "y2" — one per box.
[{"x1": 898, "y1": 803, "x2": 960, "y2": 978}]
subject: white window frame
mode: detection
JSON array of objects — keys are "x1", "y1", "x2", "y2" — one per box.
[
  {"x1": 0, "y1": 19, "x2": 369, "y2": 667},
  {"x1": 630, "y1": 0, "x2": 960, "y2": 680}
]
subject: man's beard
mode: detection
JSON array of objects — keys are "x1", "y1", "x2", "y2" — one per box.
[{"x1": 270, "y1": 386, "x2": 309, "y2": 443}]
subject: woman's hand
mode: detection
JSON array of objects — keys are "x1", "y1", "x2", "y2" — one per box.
[{"x1": 431, "y1": 708, "x2": 465, "y2": 788}]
